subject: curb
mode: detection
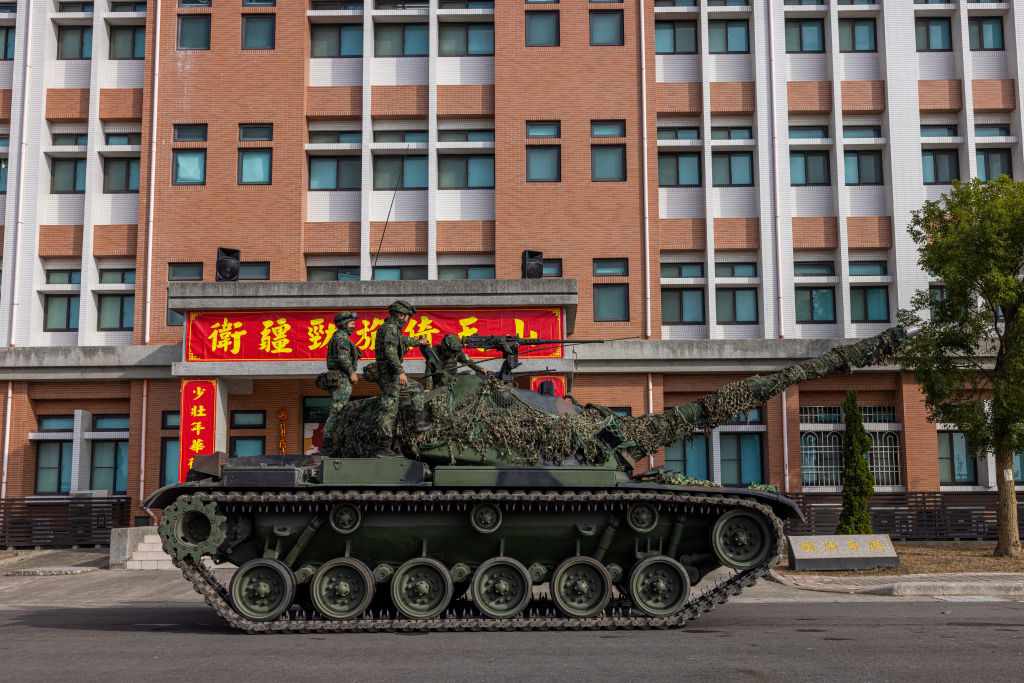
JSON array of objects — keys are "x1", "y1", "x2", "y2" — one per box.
[
  {"x1": 858, "y1": 581, "x2": 1024, "y2": 597},
  {"x1": 4, "y1": 566, "x2": 99, "y2": 577}
]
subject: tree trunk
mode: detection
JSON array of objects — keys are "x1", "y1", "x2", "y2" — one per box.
[{"x1": 993, "y1": 442, "x2": 1022, "y2": 558}]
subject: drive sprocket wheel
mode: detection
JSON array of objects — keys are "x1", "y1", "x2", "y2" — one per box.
[{"x1": 158, "y1": 494, "x2": 228, "y2": 562}]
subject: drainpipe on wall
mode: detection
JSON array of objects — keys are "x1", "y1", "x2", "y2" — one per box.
[
  {"x1": 144, "y1": 0, "x2": 162, "y2": 344},
  {"x1": 8, "y1": 0, "x2": 34, "y2": 348},
  {"x1": 638, "y1": 0, "x2": 652, "y2": 340}
]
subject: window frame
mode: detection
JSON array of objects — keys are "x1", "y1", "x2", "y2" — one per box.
[
  {"x1": 109, "y1": 25, "x2": 145, "y2": 60},
  {"x1": 96, "y1": 293, "x2": 135, "y2": 331},
  {"x1": 50, "y1": 157, "x2": 87, "y2": 194},
  {"x1": 708, "y1": 19, "x2": 749, "y2": 54},
  {"x1": 168, "y1": 262, "x2": 203, "y2": 281},
  {"x1": 57, "y1": 25, "x2": 93, "y2": 60},
  {"x1": 162, "y1": 411, "x2": 181, "y2": 430},
  {"x1": 922, "y1": 148, "x2": 960, "y2": 185},
  {"x1": 790, "y1": 150, "x2": 831, "y2": 186},
  {"x1": 231, "y1": 410, "x2": 267, "y2": 429},
  {"x1": 307, "y1": 265, "x2": 360, "y2": 281},
  {"x1": 98, "y1": 268, "x2": 136, "y2": 284},
  {"x1": 241, "y1": 14, "x2": 276, "y2": 50},
  {"x1": 711, "y1": 151, "x2": 754, "y2": 187},
  {"x1": 437, "y1": 154, "x2": 496, "y2": 189},
  {"x1": 661, "y1": 287, "x2": 706, "y2": 325},
  {"x1": 525, "y1": 11, "x2": 559, "y2": 47},
  {"x1": 785, "y1": 18, "x2": 825, "y2": 54},
  {"x1": 593, "y1": 283, "x2": 630, "y2": 322},
  {"x1": 239, "y1": 262, "x2": 271, "y2": 281},
  {"x1": 43, "y1": 294, "x2": 80, "y2": 332},
  {"x1": 664, "y1": 434, "x2": 711, "y2": 481},
  {"x1": 308, "y1": 155, "x2": 361, "y2": 191},
  {"x1": 310, "y1": 23, "x2": 363, "y2": 58},
  {"x1": 438, "y1": 22, "x2": 495, "y2": 56},
  {"x1": 161, "y1": 437, "x2": 180, "y2": 488},
  {"x1": 172, "y1": 149, "x2": 207, "y2": 186},
  {"x1": 102, "y1": 156, "x2": 141, "y2": 193},
  {"x1": 915, "y1": 17, "x2": 952, "y2": 52},
  {"x1": 177, "y1": 14, "x2": 212, "y2": 51},
  {"x1": 589, "y1": 9, "x2": 624, "y2": 47},
  {"x1": 654, "y1": 19, "x2": 697, "y2": 55},
  {"x1": 591, "y1": 144, "x2": 626, "y2": 182},
  {"x1": 976, "y1": 148, "x2": 1012, "y2": 184},
  {"x1": 89, "y1": 439, "x2": 129, "y2": 494},
  {"x1": 373, "y1": 22, "x2": 428, "y2": 57},
  {"x1": 35, "y1": 440, "x2": 73, "y2": 495},
  {"x1": 658, "y1": 151, "x2": 701, "y2": 187},
  {"x1": 937, "y1": 431, "x2": 977, "y2": 486},
  {"x1": 719, "y1": 432, "x2": 763, "y2": 487},
  {"x1": 969, "y1": 16, "x2": 1004, "y2": 52},
  {"x1": 715, "y1": 287, "x2": 759, "y2": 325},
  {"x1": 237, "y1": 148, "x2": 273, "y2": 185},
  {"x1": 794, "y1": 286, "x2": 837, "y2": 324},
  {"x1": 230, "y1": 436, "x2": 267, "y2": 458},
  {"x1": 372, "y1": 155, "x2": 429, "y2": 190},
  {"x1": 850, "y1": 285, "x2": 890, "y2": 323},
  {"x1": 844, "y1": 149, "x2": 884, "y2": 186},
  {"x1": 39, "y1": 415, "x2": 75, "y2": 432},
  {"x1": 526, "y1": 145, "x2": 561, "y2": 182},
  {"x1": 837, "y1": 17, "x2": 876, "y2": 53}
]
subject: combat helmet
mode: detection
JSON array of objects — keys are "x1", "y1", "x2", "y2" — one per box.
[
  {"x1": 389, "y1": 299, "x2": 417, "y2": 316},
  {"x1": 441, "y1": 334, "x2": 462, "y2": 353},
  {"x1": 333, "y1": 311, "x2": 358, "y2": 325}
]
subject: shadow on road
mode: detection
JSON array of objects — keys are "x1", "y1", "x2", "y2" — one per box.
[{"x1": 7, "y1": 604, "x2": 238, "y2": 635}]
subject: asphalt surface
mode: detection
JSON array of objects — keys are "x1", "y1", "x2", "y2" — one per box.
[{"x1": 1, "y1": 595, "x2": 1022, "y2": 681}]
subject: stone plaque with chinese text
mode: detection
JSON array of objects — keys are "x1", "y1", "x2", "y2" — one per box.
[{"x1": 787, "y1": 534, "x2": 899, "y2": 570}]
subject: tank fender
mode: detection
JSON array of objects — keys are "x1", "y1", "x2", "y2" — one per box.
[
  {"x1": 616, "y1": 482, "x2": 805, "y2": 522},
  {"x1": 143, "y1": 483, "x2": 206, "y2": 510}
]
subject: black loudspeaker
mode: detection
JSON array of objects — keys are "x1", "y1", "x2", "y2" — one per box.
[
  {"x1": 521, "y1": 250, "x2": 544, "y2": 279},
  {"x1": 216, "y1": 248, "x2": 241, "y2": 282},
  {"x1": 537, "y1": 380, "x2": 555, "y2": 396}
]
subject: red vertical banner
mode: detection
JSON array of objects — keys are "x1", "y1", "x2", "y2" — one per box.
[
  {"x1": 179, "y1": 378, "x2": 217, "y2": 482},
  {"x1": 530, "y1": 375, "x2": 567, "y2": 397}
]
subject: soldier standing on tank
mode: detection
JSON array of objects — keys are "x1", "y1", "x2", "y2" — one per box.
[
  {"x1": 322, "y1": 311, "x2": 361, "y2": 454},
  {"x1": 424, "y1": 334, "x2": 488, "y2": 390},
  {"x1": 375, "y1": 300, "x2": 430, "y2": 457}
]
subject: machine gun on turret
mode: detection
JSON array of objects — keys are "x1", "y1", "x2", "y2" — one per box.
[{"x1": 461, "y1": 335, "x2": 605, "y2": 382}]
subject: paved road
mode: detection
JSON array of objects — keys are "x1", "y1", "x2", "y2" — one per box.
[{"x1": 1, "y1": 598, "x2": 1021, "y2": 681}]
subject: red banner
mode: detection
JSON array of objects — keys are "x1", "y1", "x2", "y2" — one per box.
[
  {"x1": 179, "y1": 378, "x2": 217, "y2": 482},
  {"x1": 185, "y1": 308, "x2": 564, "y2": 362},
  {"x1": 530, "y1": 374, "x2": 567, "y2": 397}
]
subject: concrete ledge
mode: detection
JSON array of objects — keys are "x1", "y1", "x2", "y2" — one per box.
[
  {"x1": 4, "y1": 566, "x2": 99, "y2": 576},
  {"x1": 0, "y1": 345, "x2": 179, "y2": 380},
  {"x1": 860, "y1": 581, "x2": 1024, "y2": 597},
  {"x1": 109, "y1": 526, "x2": 158, "y2": 570}
]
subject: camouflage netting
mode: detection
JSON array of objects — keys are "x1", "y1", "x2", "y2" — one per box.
[{"x1": 327, "y1": 326, "x2": 909, "y2": 468}]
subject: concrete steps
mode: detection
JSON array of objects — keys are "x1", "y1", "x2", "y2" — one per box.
[{"x1": 124, "y1": 532, "x2": 175, "y2": 570}]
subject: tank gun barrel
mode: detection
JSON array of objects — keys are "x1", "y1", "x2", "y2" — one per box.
[
  {"x1": 461, "y1": 335, "x2": 605, "y2": 381},
  {"x1": 629, "y1": 325, "x2": 916, "y2": 453}
]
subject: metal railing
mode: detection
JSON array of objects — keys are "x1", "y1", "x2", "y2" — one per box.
[{"x1": 0, "y1": 496, "x2": 132, "y2": 548}]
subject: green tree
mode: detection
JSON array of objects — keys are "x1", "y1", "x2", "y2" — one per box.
[
  {"x1": 836, "y1": 391, "x2": 874, "y2": 535},
  {"x1": 898, "y1": 176, "x2": 1023, "y2": 557}
]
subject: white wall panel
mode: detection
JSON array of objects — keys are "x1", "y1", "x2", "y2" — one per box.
[
  {"x1": 92, "y1": 193, "x2": 138, "y2": 225},
  {"x1": 708, "y1": 54, "x2": 753, "y2": 82},
  {"x1": 916, "y1": 52, "x2": 956, "y2": 80},
  {"x1": 99, "y1": 60, "x2": 144, "y2": 89},
  {"x1": 371, "y1": 57, "x2": 427, "y2": 86},
  {"x1": 42, "y1": 194, "x2": 86, "y2": 225},
  {"x1": 436, "y1": 56, "x2": 494, "y2": 85},
  {"x1": 0, "y1": 61, "x2": 12, "y2": 90},
  {"x1": 435, "y1": 189, "x2": 494, "y2": 221},
  {"x1": 711, "y1": 186, "x2": 757, "y2": 218},
  {"x1": 845, "y1": 185, "x2": 888, "y2": 217},
  {"x1": 307, "y1": 191, "x2": 361, "y2": 223},
  {"x1": 786, "y1": 54, "x2": 828, "y2": 82},
  {"x1": 656, "y1": 55, "x2": 700, "y2": 83},
  {"x1": 658, "y1": 187, "x2": 705, "y2": 219},
  {"x1": 923, "y1": 184, "x2": 951, "y2": 202},
  {"x1": 839, "y1": 53, "x2": 883, "y2": 82},
  {"x1": 790, "y1": 185, "x2": 834, "y2": 217},
  {"x1": 971, "y1": 51, "x2": 1011, "y2": 80},
  {"x1": 661, "y1": 324, "x2": 708, "y2": 340},
  {"x1": 309, "y1": 58, "x2": 363, "y2": 87},
  {"x1": 370, "y1": 189, "x2": 427, "y2": 221},
  {"x1": 47, "y1": 60, "x2": 91, "y2": 89}
]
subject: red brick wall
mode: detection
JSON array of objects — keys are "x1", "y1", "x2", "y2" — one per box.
[
  {"x1": 919, "y1": 80, "x2": 963, "y2": 114},
  {"x1": 841, "y1": 80, "x2": 886, "y2": 114},
  {"x1": 372, "y1": 86, "x2": 428, "y2": 118},
  {"x1": 437, "y1": 85, "x2": 494, "y2": 116},
  {"x1": 655, "y1": 83, "x2": 701, "y2": 114},
  {"x1": 0, "y1": 89, "x2": 11, "y2": 123},
  {"x1": 99, "y1": 88, "x2": 144, "y2": 122},
  {"x1": 660, "y1": 219, "x2": 705, "y2": 251},
  {"x1": 710, "y1": 82, "x2": 755, "y2": 115},
  {"x1": 45, "y1": 88, "x2": 90, "y2": 121},
  {"x1": 714, "y1": 218, "x2": 759, "y2": 251},
  {"x1": 369, "y1": 221, "x2": 428, "y2": 254},
  {"x1": 93, "y1": 225, "x2": 139, "y2": 257},
  {"x1": 847, "y1": 216, "x2": 892, "y2": 250},
  {"x1": 792, "y1": 217, "x2": 838, "y2": 250},
  {"x1": 38, "y1": 225, "x2": 84, "y2": 257},
  {"x1": 302, "y1": 223, "x2": 360, "y2": 256},
  {"x1": 306, "y1": 86, "x2": 361, "y2": 119},
  {"x1": 437, "y1": 221, "x2": 496, "y2": 254},
  {"x1": 787, "y1": 81, "x2": 832, "y2": 114},
  {"x1": 972, "y1": 79, "x2": 1016, "y2": 114}
]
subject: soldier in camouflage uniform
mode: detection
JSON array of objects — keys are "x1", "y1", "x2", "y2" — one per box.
[
  {"x1": 375, "y1": 300, "x2": 430, "y2": 457},
  {"x1": 424, "y1": 334, "x2": 488, "y2": 390},
  {"x1": 322, "y1": 311, "x2": 361, "y2": 455}
]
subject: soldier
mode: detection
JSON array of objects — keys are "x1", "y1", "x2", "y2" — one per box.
[
  {"x1": 424, "y1": 334, "x2": 488, "y2": 390},
  {"x1": 322, "y1": 311, "x2": 361, "y2": 454},
  {"x1": 375, "y1": 300, "x2": 430, "y2": 457}
]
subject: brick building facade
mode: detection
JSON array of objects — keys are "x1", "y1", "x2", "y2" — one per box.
[{"x1": 1, "y1": 1, "x2": 1023, "y2": 533}]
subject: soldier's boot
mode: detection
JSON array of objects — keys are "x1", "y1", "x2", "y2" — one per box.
[
  {"x1": 412, "y1": 409, "x2": 431, "y2": 433},
  {"x1": 375, "y1": 438, "x2": 401, "y2": 458}
]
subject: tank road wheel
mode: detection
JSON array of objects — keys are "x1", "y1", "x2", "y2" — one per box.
[
  {"x1": 626, "y1": 502, "x2": 659, "y2": 534},
  {"x1": 229, "y1": 559, "x2": 296, "y2": 622},
  {"x1": 391, "y1": 558, "x2": 454, "y2": 620},
  {"x1": 711, "y1": 509, "x2": 774, "y2": 570},
  {"x1": 471, "y1": 557, "x2": 532, "y2": 619},
  {"x1": 551, "y1": 556, "x2": 612, "y2": 618},
  {"x1": 628, "y1": 555, "x2": 690, "y2": 617},
  {"x1": 329, "y1": 503, "x2": 362, "y2": 535},
  {"x1": 310, "y1": 558, "x2": 375, "y2": 620},
  {"x1": 158, "y1": 495, "x2": 228, "y2": 562}
]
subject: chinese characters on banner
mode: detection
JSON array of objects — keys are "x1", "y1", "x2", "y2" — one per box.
[
  {"x1": 179, "y1": 378, "x2": 217, "y2": 482},
  {"x1": 186, "y1": 308, "x2": 563, "y2": 362},
  {"x1": 529, "y1": 374, "x2": 567, "y2": 397}
]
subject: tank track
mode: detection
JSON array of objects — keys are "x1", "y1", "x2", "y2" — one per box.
[{"x1": 168, "y1": 488, "x2": 784, "y2": 634}]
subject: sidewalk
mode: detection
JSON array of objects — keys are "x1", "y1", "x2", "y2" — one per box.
[{"x1": 772, "y1": 570, "x2": 1024, "y2": 597}]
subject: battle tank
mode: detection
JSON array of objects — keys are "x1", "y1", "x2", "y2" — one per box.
[{"x1": 146, "y1": 326, "x2": 911, "y2": 633}]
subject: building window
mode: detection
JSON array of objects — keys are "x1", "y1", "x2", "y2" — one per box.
[
  {"x1": 51, "y1": 158, "x2": 87, "y2": 194},
  {"x1": 308, "y1": 265, "x2": 360, "y2": 281},
  {"x1": 594, "y1": 284, "x2": 629, "y2": 322},
  {"x1": 99, "y1": 268, "x2": 136, "y2": 284},
  {"x1": 716, "y1": 288, "x2": 758, "y2": 324},
  {"x1": 373, "y1": 155, "x2": 427, "y2": 189},
  {"x1": 844, "y1": 126, "x2": 880, "y2": 138},
  {"x1": 94, "y1": 414, "x2": 130, "y2": 431},
  {"x1": 708, "y1": 20, "x2": 748, "y2": 54},
  {"x1": 178, "y1": 15, "x2": 211, "y2": 50},
  {"x1": 915, "y1": 18, "x2": 951, "y2": 52},
  {"x1": 90, "y1": 440, "x2": 128, "y2": 493},
  {"x1": 44, "y1": 295, "x2": 80, "y2": 331},
  {"x1": 720, "y1": 433, "x2": 762, "y2": 486},
  {"x1": 1014, "y1": 451, "x2": 1023, "y2": 484},
  {"x1": 594, "y1": 258, "x2": 628, "y2": 276},
  {"x1": 542, "y1": 259, "x2": 562, "y2": 277},
  {"x1": 235, "y1": 262, "x2": 268, "y2": 280},
  {"x1": 921, "y1": 124, "x2": 957, "y2": 137},
  {"x1": 849, "y1": 261, "x2": 886, "y2": 276},
  {"x1": 374, "y1": 130, "x2": 427, "y2": 143},
  {"x1": 850, "y1": 286, "x2": 889, "y2": 322},
  {"x1": 711, "y1": 127, "x2": 751, "y2": 140},
  {"x1": 658, "y1": 126, "x2": 699, "y2": 140},
  {"x1": 526, "y1": 12, "x2": 559, "y2": 47},
  {"x1": 172, "y1": 150, "x2": 206, "y2": 185},
  {"x1": 373, "y1": 265, "x2": 427, "y2": 280},
  {"x1": 790, "y1": 151, "x2": 830, "y2": 186},
  {"x1": 375, "y1": 23, "x2": 428, "y2": 57},
  {"x1": 838, "y1": 18, "x2": 876, "y2": 52},
  {"x1": 526, "y1": 121, "x2": 560, "y2": 138},
  {"x1": 867, "y1": 431, "x2": 901, "y2": 486},
  {"x1": 110, "y1": 26, "x2": 145, "y2": 59},
  {"x1": 438, "y1": 155, "x2": 495, "y2": 189},
  {"x1": 107, "y1": 132, "x2": 142, "y2": 145},
  {"x1": 928, "y1": 284, "x2": 945, "y2": 317},
  {"x1": 174, "y1": 124, "x2": 207, "y2": 142},
  {"x1": 977, "y1": 148, "x2": 1011, "y2": 183},
  {"x1": 661, "y1": 263, "x2": 703, "y2": 278},
  {"x1": 711, "y1": 152, "x2": 753, "y2": 186},
  {"x1": 664, "y1": 435, "x2": 709, "y2": 479},
  {"x1": 526, "y1": 146, "x2": 560, "y2": 182},
  {"x1": 976, "y1": 124, "x2": 1010, "y2": 138},
  {"x1": 46, "y1": 269, "x2": 81, "y2": 285},
  {"x1": 715, "y1": 262, "x2": 756, "y2": 277},
  {"x1": 590, "y1": 10, "x2": 623, "y2": 46},
  {"x1": 311, "y1": 24, "x2": 363, "y2": 57},
  {"x1": 53, "y1": 133, "x2": 88, "y2": 146},
  {"x1": 36, "y1": 441, "x2": 73, "y2": 495},
  {"x1": 179, "y1": 0, "x2": 211, "y2": 5},
  {"x1": 785, "y1": 19, "x2": 824, "y2": 53},
  {"x1": 790, "y1": 126, "x2": 828, "y2": 139},
  {"x1": 112, "y1": 2, "x2": 149, "y2": 9},
  {"x1": 310, "y1": 130, "x2": 362, "y2": 143},
  {"x1": 238, "y1": 148, "x2": 272, "y2": 185},
  {"x1": 969, "y1": 16, "x2": 1003, "y2": 51},
  {"x1": 794, "y1": 261, "x2": 834, "y2": 276},
  {"x1": 438, "y1": 265, "x2": 495, "y2": 280},
  {"x1": 309, "y1": 156, "x2": 360, "y2": 190},
  {"x1": 303, "y1": 396, "x2": 330, "y2": 424},
  {"x1": 592, "y1": 145, "x2": 625, "y2": 182},
  {"x1": 922, "y1": 149, "x2": 959, "y2": 184},
  {"x1": 662, "y1": 288, "x2": 704, "y2": 324},
  {"x1": 592, "y1": 120, "x2": 625, "y2": 138},
  {"x1": 240, "y1": 125, "x2": 273, "y2": 142},
  {"x1": 654, "y1": 20, "x2": 696, "y2": 54},
  {"x1": 169, "y1": 262, "x2": 202, "y2": 281},
  {"x1": 0, "y1": 27, "x2": 14, "y2": 61},
  {"x1": 58, "y1": 26, "x2": 92, "y2": 59},
  {"x1": 938, "y1": 431, "x2": 976, "y2": 485},
  {"x1": 242, "y1": 15, "x2": 275, "y2": 50},
  {"x1": 844, "y1": 150, "x2": 883, "y2": 186},
  {"x1": 800, "y1": 430, "x2": 843, "y2": 487},
  {"x1": 162, "y1": 411, "x2": 181, "y2": 429},
  {"x1": 438, "y1": 130, "x2": 494, "y2": 142},
  {"x1": 103, "y1": 157, "x2": 140, "y2": 193},
  {"x1": 161, "y1": 438, "x2": 180, "y2": 487},
  {"x1": 658, "y1": 152, "x2": 700, "y2": 187},
  {"x1": 439, "y1": 23, "x2": 494, "y2": 56},
  {"x1": 231, "y1": 437, "x2": 266, "y2": 458},
  {"x1": 40, "y1": 415, "x2": 75, "y2": 432},
  {"x1": 795, "y1": 287, "x2": 836, "y2": 324},
  {"x1": 231, "y1": 410, "x2": 266, "y2": 429},
  {"x1": 97, "y1": 294, "x2": 134, "y2": 331}
]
